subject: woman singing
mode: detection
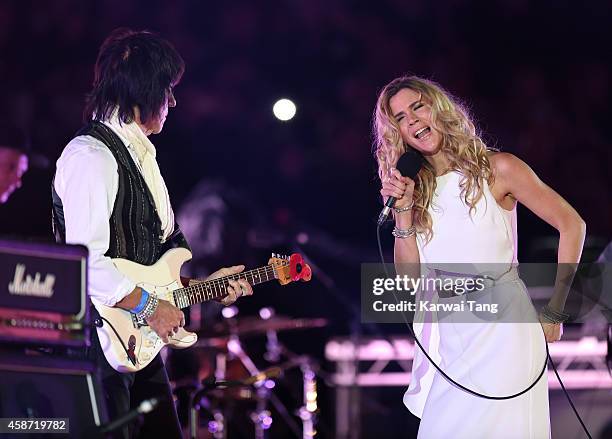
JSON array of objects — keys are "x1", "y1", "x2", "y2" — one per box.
[{"x1": 374, "y1": 75, "x2": 585, "y2": 438}]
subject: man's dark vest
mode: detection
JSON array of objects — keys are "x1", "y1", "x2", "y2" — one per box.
[{"x1": 52, "y1": 121, "x2": 189, "y2": 265}]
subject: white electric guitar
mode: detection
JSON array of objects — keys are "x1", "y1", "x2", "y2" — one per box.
[{"x1": 93, "y1": 247, "x2": 312, "y2": 372}]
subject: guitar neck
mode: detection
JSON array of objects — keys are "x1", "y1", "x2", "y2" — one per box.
[{"x1": 172, "y1": 265, "x2": 279, "y2": 309}]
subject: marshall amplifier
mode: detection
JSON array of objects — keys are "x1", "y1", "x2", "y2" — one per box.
[
  {"x1": 0, "y1": 351, "x2": 108, "y2": 437},
  {"x1": 0, "y1": 239, "x2": 90, "y2": 347}
]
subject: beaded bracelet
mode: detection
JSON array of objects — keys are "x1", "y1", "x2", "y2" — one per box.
[
  {"x1": 392, "y1": 226, "x2": 416, "y2": 239},
  {"x1": 540, "y1": 304, "x2": 570, "y2": 324},
  {"x1": 136, "y1": 294, "x2": 159, "y2": 321}
]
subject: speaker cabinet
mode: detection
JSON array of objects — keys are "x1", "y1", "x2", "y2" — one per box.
[{"x1": 0, "y1": 351, "x2": 108, "y2": 437}]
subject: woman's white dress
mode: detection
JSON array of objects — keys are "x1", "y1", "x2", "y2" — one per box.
[{"x1": 403, "y1": 171, "x2": 551, "y2": 439}]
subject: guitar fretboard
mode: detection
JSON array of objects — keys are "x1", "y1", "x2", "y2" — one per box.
[{"x1": 172, "y1": 264, "x2": 282, "y2": 309}]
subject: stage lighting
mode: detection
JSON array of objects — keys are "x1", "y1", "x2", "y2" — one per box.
[{"x1": 273, "y1": 98, "x2": 296, "y2": 121}]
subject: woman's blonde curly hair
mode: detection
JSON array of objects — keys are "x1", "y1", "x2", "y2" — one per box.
[{"x1": 373, "y1": 75, "x2": 494, "y2": 242}]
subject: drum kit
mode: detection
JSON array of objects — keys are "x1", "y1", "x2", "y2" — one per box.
[{"x1": 169, "y1": 306, "x2": 327, "y2": 439}]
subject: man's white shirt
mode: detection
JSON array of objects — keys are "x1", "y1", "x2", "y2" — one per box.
[{"x1": 54, "y1": 122, "x2": 173, "y2": 306}]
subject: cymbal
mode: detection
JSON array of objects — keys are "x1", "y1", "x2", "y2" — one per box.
[
  {"x1": 197, "y1": 316, "x2": 328, "y2": 339},
  {"x1": 205, "y1": 387, "x2": 255, "y2": 401}
]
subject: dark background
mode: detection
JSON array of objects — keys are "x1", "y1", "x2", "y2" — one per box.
[{"x1": 0, "y1": 1, "x2": 611, "y2": 437}]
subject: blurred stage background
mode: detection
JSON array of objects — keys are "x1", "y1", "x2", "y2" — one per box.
[{"x1": 0, "y1": 1, "x2": 611, "y2": 438}]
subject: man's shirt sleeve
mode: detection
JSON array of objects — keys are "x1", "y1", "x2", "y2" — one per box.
[{"x1": 54, "y1": 135, "x2": 136, "y2": 307}]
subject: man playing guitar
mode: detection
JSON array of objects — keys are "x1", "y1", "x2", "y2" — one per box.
[{"x1": 52, "y1": 28, "x2": 253, "y2": 438}]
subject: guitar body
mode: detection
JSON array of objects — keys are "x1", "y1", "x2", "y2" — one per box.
[{"x1": 94, "y1": 247, "x2": 197, "y2": 373}]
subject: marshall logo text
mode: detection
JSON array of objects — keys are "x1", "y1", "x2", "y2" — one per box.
[{"x1": 8, "y1": 264, "x2": 56, "y2": 298}]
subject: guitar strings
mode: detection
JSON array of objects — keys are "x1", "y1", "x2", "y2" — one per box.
[{"x1": 174, "y1": 261, "x2": 290, "y2": 307}]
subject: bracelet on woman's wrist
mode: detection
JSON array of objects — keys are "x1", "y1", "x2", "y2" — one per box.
[
  {"x1": 393, "y1": 200, "x2": 414, "y2": 213},
  {"x1": 392, "y1": 225, "x2": 416, "y2": 239},
  {"x1": 540, "y1": 304, "x2": 570, "y2": 324}
]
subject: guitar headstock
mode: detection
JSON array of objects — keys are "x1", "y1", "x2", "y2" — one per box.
[{"x1": 269, "y1": 253, "x2": 312, "y2": 285}]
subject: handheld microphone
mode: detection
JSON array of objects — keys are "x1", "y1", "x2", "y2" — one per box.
[{"x1": 377, "y1": 150, "x2": 423, "y2": 225}]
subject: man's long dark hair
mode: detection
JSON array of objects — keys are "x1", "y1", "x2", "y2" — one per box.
[{"x1": 84, "y1": 28, "x2": 184, "y2": 125}]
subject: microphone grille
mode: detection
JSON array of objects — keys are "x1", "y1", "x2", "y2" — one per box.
[
  {"x1": 138, "y1": 397, "x2": 158, "y2": 414},
  {"x1": 396, "y1": 150, "x2": 423, "y2": 179}
]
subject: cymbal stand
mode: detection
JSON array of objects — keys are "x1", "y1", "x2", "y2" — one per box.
[
  {"x1": 260, "y1": 308, "x2": 319, "y2": 437},
  {"x1": 210, "y1": 351, "x2": 229, "y2": 439},
  {"x1": 227, "y1": 335, "x2": 274, "y2": 438},
  {"x1": 298, "y1": 361, "x2": 318, "y2": 439},
  {"x1": 188, "y1": 306, "x2": 239, "y2": 439},
  {"x1": 189, "y1": 384, "x2": 226, "y2": 439},
  {"x1": 260, "y1": 307, "x2": 282, "y2": 363},
  {"x1": 257, "y1": 307, "x2": 319, "y2": 438}
]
